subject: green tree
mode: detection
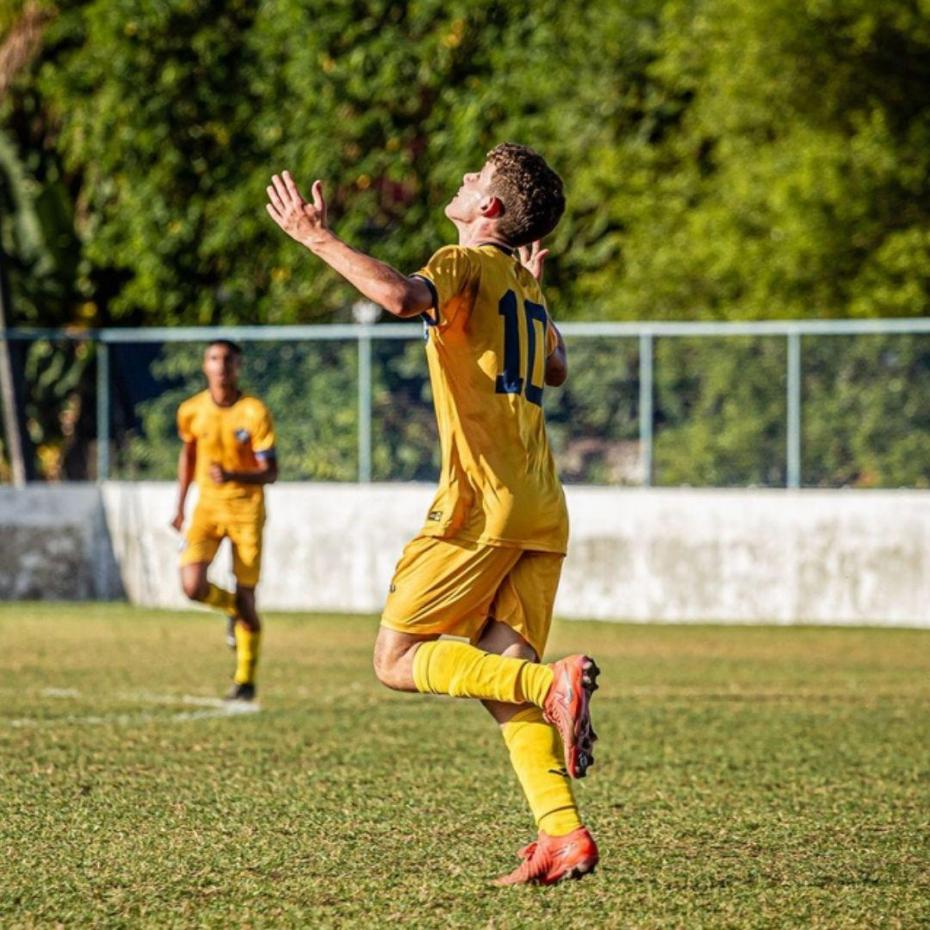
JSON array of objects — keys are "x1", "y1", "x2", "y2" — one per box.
[{"x1": 4, "y1": 0, "x2": 930, "y2": 486}]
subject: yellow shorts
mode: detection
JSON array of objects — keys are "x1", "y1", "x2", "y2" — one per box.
[
  {"x1": 179, "y1": 500, "x2": 265, "y2": 588},
  {"x1": 380, "y1": 535, "x2": 564, "y2": 659}
]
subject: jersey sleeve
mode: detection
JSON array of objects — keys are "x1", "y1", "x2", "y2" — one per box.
[
  {"x1": 412, "y1": 245, "x2": 478, "y2": 329},
  {"x1": 177, "y1": 400, "x2": 195, "y2": 443},
  {"x1": 251, "y1": 403, "x2": 276, "y2": 459}
]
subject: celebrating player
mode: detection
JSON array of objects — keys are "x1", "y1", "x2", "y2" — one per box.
[
  {"x1": 266, "y1": 144, "x2": 599, "y2": 885},
  {"x1": 171, "y1": 340, "x2": 277, "y2": 703}
]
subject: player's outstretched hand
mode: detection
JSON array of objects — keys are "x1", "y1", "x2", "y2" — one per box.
[
  {"x1": 518, "y1": 240, "x2": 550, "y2": 282},
  {"x1": 266, "y1": 171, "x2": 329, "y2": 250}
]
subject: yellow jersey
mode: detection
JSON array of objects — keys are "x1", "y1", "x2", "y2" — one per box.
[
  {"x1": 177, "y1": 390, "x2": 276, "y2": 505},
  {"x1": 413, "y1": 243, "x2": 568, "y2": 554}
]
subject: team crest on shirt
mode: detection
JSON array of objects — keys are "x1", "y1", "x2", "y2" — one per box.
[{"x1": 234, "y1": 428, "x2": 250, "y2": 443}]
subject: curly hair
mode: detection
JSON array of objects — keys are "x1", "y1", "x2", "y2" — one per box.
[{"x1": 485, "y1": 143, "x2": 565, "y2": 246}]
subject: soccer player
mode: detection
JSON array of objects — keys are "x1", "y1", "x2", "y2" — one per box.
[
  {"x1": 266, "y1": 144, "x2": 599, "y2": 885},
  {"x1": 171, "y1": 340, "x2": 277, "y2": 703}
]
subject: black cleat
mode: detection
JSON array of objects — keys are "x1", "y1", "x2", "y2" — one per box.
[{"x1": 225, "y1": 682, "x2": 255, "y2": 703}]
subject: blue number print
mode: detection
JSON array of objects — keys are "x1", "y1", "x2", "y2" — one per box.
[
  {"x1": 495, "y1": 290, "x2": 524, "y2": 396},
  {"x1": 524, "y1": 300, "x2": 548, "y2": 406},
  {"x1": 495, "y1": 290, "x2": 548, "y2": 407}
]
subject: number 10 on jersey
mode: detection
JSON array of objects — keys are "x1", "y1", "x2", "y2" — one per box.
[{"x1": 495, "y1": 290, "x2": 548, "y2": 407}]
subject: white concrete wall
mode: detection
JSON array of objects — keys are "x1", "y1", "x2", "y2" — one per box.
[
  {"x1": 98, "y1": 482, "x2": 435, "y2": 612},
  {"x1": 562, "y1": 487, "x2": 930, "y2": 625},
  {"x1": 3, "y1": 482, "x2": 930, "y2": 626},
  {"x1": 0, "y1": 484, "x2": 121, "y2": 599}
]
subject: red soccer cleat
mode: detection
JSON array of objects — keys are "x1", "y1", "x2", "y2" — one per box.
[
  {"x1": 542, "y1": 655, "x2": 600, "y2": 778},
  {"x1": 494, "y1": 826, "x2": 599, "y2": 886}
]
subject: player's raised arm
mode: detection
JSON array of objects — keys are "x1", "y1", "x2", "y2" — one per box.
[{"x1": 265, "y1": 171, "x2": 433, "y2": 319}]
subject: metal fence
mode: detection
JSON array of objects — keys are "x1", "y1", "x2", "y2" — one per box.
[{"x1": 5, "y1": 317, "x2": 930, "y2": 488}]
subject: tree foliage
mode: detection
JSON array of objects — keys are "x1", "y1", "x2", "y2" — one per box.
[{"x1": 2, "y1": 0, "x2": 930, "y2": 485}]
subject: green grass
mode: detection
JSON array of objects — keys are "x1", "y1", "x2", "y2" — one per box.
[{"x1": 1, "y1": 604, "x2": 929, "y2": 930}]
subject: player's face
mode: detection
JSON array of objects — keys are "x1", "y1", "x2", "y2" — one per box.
[
  {"x1": 445, "y1": 161, "x2": 496, "y2": 223},
  {"x1": 203, "y1": 345, "x2": 240, "y2": 389}
]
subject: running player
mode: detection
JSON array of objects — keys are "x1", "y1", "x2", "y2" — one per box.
[
  {"x1": 266, "y1": 144, "x2": 599, "y2": 884},
  {"x1": 171, "y1": 340, "x2": 277, "y2": 703}
]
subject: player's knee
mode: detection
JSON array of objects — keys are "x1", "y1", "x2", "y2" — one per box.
[
  {"x1": 372, "y1": 649, "x2": 396, "y2": 689},
  {"x1": 372, "y1": 646, "x2": 408, "y2": 691},
  {"x1": 181, "y1": 576, "x2": 206, "y2": 601}
]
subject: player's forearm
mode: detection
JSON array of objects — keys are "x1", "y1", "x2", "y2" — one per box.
[
  {"x1": 175, "y1": 450, "x2": 195, "y2": 509},
  {"x1": 223, "y1": 462, "x2": 277, "y2": 485},
  {"x1": 305, "y1": 231, "x2": 430, "y2": 318},
  {"x1": 176, "y1": 476, "x2": 193, "y2": 502},
  {"x1": 545, "y1": 326, "x2": 568, "y2": 387},
  {"x1": 221, "y1": 472, "x2": 275, "y2": 486}
]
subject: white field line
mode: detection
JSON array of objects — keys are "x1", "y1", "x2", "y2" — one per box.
[{"x1": 9, "y1": 687, "x2": 259, "y2": 728}]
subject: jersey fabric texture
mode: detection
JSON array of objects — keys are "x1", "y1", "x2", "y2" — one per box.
[
  {"x1": 176, "y1": 390, "x2": 276, "y2": 505},
  {"x1": 382, "y1": 244, "x2": 568, "y2": 649},
  {"x1": 381, "y1": 536, "x2": 563, "y2": 660},
  {"x1": 412, "y1": 244, "x2": 568, "y2": 555}
]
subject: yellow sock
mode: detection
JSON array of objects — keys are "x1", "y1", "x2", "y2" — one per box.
[
  {"x1": 233, "y1": 623, "x2": 260, "y2": 685},
  {"x1": 502, "y1": 706, "x2": 582, "y2": 836},
  {"x1": 412, "y1": 640, "x2": 554, "y2": 706},
  {"x1": 204, "y1": 583, "x2": 236, "y2": 615}
]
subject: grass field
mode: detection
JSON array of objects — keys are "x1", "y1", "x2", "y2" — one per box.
[{"x1": 1, "y1": 603, "x2": 928, "y2": 930}]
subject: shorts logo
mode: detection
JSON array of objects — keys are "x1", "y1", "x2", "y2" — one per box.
[
  {"x1": 428, "y1": 510, "x2": 443, "y2": 522},
  {"x1": 235, "y1": 428, "x2": 250, "y2": 443},
  {"x1": 389, "y1": 583, "x2": 397, "y2": 593}
]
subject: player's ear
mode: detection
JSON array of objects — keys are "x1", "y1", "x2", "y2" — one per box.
[{"x1": 480, "y1": 195, "x2": 503, "y2": 218}]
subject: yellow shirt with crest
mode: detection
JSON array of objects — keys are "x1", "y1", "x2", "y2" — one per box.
[
  {"x1": 413, "y1": 243, "x2": 568, "y2": 554},
  {"x1": 176, "y1": 391, "x2": 276, "y2": 507}
]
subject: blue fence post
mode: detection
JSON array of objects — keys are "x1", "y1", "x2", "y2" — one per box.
[
  {"x1": 96, "y1": 338, "x2": 109, "y2": 482},
  {"x1": 786, "y1": 331, "x2": 801, "y2": 489},
  {"x1": 357, "y1": 330, "x2": 372, "y2": 483},
  {"x1": 639, "y1": 332, "x2": 654, "y2": 487}
]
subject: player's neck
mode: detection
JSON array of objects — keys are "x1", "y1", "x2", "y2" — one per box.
[
  {"x1": 208, "y1": 385, "x2": 241, "y2": 407},
  {"x1": 455, "y1": 219, "x2": 511, "y2": 252}
]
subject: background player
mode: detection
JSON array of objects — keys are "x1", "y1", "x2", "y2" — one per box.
[
  {"x1": 171, "y1": 340, "x2": 277, "y2": 703},
  {"x1": 266, "y1": 144, "x2": 600, "y2": 885}
]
